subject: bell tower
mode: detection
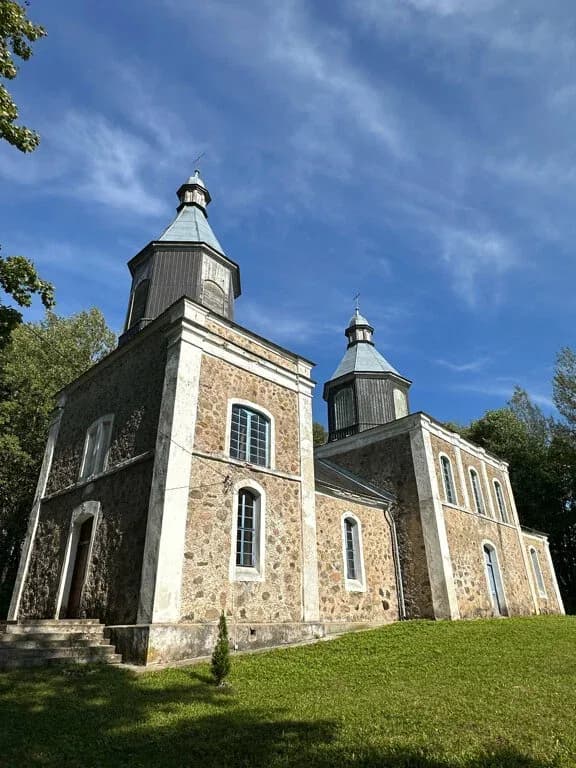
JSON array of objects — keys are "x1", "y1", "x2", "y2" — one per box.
[
  {"x1": 323, "y1": 310, "x2": 411, "y2": 441},
  {"x1": 119, "y1": 171, "x2": 241, "y2": 344}
]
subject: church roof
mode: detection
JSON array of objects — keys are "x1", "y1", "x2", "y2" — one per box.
[
  {"x1": 330, "y1": 341, "x2": 400, "y2": 379},
  {"x1": 314, "y1": 458, "x2": 395, "y2": 504},
  {"x1": 158, "y1": 204, "x2": 226, "y2": 255}
]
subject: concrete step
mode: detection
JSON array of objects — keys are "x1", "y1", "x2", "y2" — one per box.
[
  {"x1": 4, "y1": 621, "x2": 104, "y2": 635},
  {"x1": 0, "y1": 633, "x2": 107, "y2": 649},
  {"x1": 0, "y1": 646, "x2": 122, "y2": 670}
]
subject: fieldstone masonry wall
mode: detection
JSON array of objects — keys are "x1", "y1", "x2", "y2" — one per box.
[
  {"x1": 314, "y1": 493, "x2": 399, "y2": 624},
  {"x1": 522, "y1": 533, "x2": 562, "y2": 614}
]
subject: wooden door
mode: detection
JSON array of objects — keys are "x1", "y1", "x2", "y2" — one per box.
[{"x1": 66, "y1": 517, "x2": 94, "y2": 618}]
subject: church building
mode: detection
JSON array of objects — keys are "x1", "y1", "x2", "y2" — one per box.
[{"x1": 7, "y1": 172, "x2": 564, "y2": 665}]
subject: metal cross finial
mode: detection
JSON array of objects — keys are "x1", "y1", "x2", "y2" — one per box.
[
  {"x1": 353, "y1": 292, "x2": 360, "y2": 313},
  {"x1": 192, "y1": 151, "x2": 205, "y2": 169}
]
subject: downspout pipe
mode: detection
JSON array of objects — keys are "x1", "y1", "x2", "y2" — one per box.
[{"x1": 384, "y1": 503, "x2": 406, "y2": 621}]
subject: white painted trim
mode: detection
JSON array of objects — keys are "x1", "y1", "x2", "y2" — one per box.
[
  {"x1": 411, "y1": 427, "x2": 460, "y2": 619},
  {"x1": 528, "y1": 546, "x2": 547, "y2": 598},
  {"x1": 454, "y1": 445, "x2": 471, "y2": 510},
  {"x1": 544, "y1": 539, "x2": 565, "y2": 614},
  {"x1": 481, "y1": 540, "x2": 508, "y2": 616},
  {"x1": 438, "y1": 452, "x2": 458, "y2": 506},
  {"x1": 225, "y1": 398, "x2": 276, "y2": 470},
  {"x1": 8, "y1": 398, "x2": 65, "y2": 620},
  {"x1": 297, "y1": 380, "x2": 320, "y2": 621},
  {"x1": 55, "y1": 501, "x2": 101, "y2": 618},
  {"x1": 504, "y1": 473, "x2": 540, "y2": 614},
  {"x1": 341, "y1": 512, "x2": 366, "y2": 593},
  {"x1": 137, "y1": 332, "x2": 203, "y2": 624},
  {"x1": 229, "y1": 478, "x2": 266, "y2": 583}
]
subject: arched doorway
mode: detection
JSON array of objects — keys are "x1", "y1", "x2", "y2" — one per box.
[
  {"x1": 483, "y1": 543, "x2": 506, "y2": 616},
  {"x1": 66, "y1": 517, "x2": 94, "y2": 618},
  {"x1": 56, "y1": 502, "x2": 100, "y2": 619}
]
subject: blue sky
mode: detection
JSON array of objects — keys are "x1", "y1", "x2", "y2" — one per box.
[{"x1": 1, "y1": 0, "x2": 575, "y2": 426}]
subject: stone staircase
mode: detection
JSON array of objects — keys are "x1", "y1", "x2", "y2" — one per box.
[{"x1": 0, "y1": 620, "x2": 122, "y2": 670}]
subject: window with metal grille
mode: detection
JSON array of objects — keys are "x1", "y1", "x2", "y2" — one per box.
[
  {"x1": 230, "y1": 405, "x2": 270, "y2": 467},
  {"x1": 493, "y1": 480, "x2": 508, "y2": 523},
  {"x1": 470, "y1": 468, "x2": 485, "y2": 515},
  {"x1": 529, "y1": 547, "x2": 546, "y2": 597},
  {"x1": 236, "y1": 489, "x2": 258, "y2": 568},
  {"x1": 440, "y1": 455, "x2": 457, "y2": 505},
  {"x1": 344, "y1": 518, "x2": 358, "y2": 580}
]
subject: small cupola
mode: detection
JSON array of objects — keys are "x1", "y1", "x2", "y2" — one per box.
[
  {"x1": 323, "y1": 309, "x2": 412, "y2": 441},
  {"x1": 176, "y1": 169, "x2": 212, "y2": 212}
]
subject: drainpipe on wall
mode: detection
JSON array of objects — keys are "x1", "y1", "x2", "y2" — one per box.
[{"x1": 384, "y1": 504, "x2": 407, "y2": 621}]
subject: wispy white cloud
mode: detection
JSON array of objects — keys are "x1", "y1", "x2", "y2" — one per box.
[
  {"x1": 435, "y1": 357, "x2": 490, "y2": 373},
  {"x1": 453, "y1": 381, "x2": 554, "y2": 410}
]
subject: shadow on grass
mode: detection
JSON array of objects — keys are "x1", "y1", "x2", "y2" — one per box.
[{"x1": 0, "y1": 665, "x2": 563, "y2": 768}]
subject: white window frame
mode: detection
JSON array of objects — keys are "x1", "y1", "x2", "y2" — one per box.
[
  {"x1": 55, "y1": 501, "x2": 100, "y2": 618},
  {"x1": 493, "y1": 479, "x2": 509, "y2": 523},
  {"x1": 469, "y1": 467, "x2": 486, "y2": 515},
  {"x1": 226, "y1": 399, "x2": 275, "y2": 470},
  {"x1": 341, "y1": 512, "x2": 366, "y2": 593},
  {"x1": 529, "y1": 546, "x2": 547, "y2": 598},
  {"x1": 79, "y1": 415, "x2": 114, "y2": 481},
  {"x1": 482, "y1": 540, "x2": 508, "y2": 616},
  {"x1": 229, "y1": 479, "x2": 266, "y2": 583},
  {"x1": 439, "y1": 453, "x2": 458, "y2": 506}
]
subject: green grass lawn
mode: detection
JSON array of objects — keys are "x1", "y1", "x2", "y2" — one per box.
[{"x1": 1, "y1": 616, "x2": 575, "y2": 768}]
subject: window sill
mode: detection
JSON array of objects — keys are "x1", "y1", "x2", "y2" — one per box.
[
  {"x1": 232, "y1": 567, "x2": 264, "y2": 583},
  {"x1": 345, "y1": 579, "x2": 366, "y2": 593}
]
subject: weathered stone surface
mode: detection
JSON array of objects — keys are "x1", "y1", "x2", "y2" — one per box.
[
  {"x1": 315, "y1": 494, "x2": 399, "y2": 623},
  {"x1": 47, "y1": 329, "x2": 166, "y2": 494},
  {"x1": 443, "y1": 505, "x2": 534, "y2": 617},
  {"x1": 205, "y1": 318, "x2": 300, "y2": 373},
  {"x1": 181, "y1": 456, "x2": 304, "y2": 623},
  {"x1": 194, "y1": 353, "x2": 301, "y2": 476},
  {"x1": 321, "y1": 432, "x2": 434, "y2": 619},
  {"x1": 522, "y1": 533, "x2": 562, "y2": 614}
]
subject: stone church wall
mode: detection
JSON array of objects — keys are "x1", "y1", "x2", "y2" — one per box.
[
  {"x1": 323, "y1": 433, "x2": 434, "y2": 620},
  {"x1": 314, "y1": 493, "x2": 399, "y2": 625},
  {"x1": 180, "y1": 457, "x2": 304, "y2": 624},
  {"x1": 522, "y1": 533, "x2": 562, "y2": 614},
  {"x1": 443, "y1": 506, "x2": 535, "y2": 617},
  {"x1": 19, "y1": 326, "x2": 168, "y2": 624}
]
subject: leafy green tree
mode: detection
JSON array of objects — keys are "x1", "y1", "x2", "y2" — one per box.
[
  {"x1": 0, "y1": 310, "x2": 115, "y2": 617},
  {"x1": 0, "y1": 1, "x2": 53, "y2": 345},
  {"x1": 313, "y1": 422, "x2": 327, "y2": 447},
  {"x1": 211, "y1": 612, "x2": 231, "y2": 686},
  {"x1": 554, "y1": 347, "x2": 576, "y2": 427}
]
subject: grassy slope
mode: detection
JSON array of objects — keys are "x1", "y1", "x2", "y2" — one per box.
[{"x1": 0, "y1": 616, "x2": 575, "y2": 768}]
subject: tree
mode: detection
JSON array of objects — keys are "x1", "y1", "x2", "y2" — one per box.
[
  {"x1": 0, "y1": 1, "x2": 53, "y2": 346},
  {"x1": 554, "y1": 347, "x2": 576, "y2": 428},
  {"x1": 0, "y1": 309, "x2": 116, "y2": 617},
  {"x1": 313, "y1": 422, "x2": 327, "y2": 447},
  {"x1": 211, "y1": 612, "x2": 231, "y2": 686}
]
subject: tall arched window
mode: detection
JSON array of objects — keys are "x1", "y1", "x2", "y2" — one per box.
[
  {"x1": 230, "y1": 405, "x2": 270, "y2": 467},
  {"x1": 342, "y1": 514, "x2": 365, "y2": 592},
  {"x1": 230, "y1": 483, "x2": 265, "y2": 581},
  {"x1": 469, "y1": 468, "x2": 486, "y2": 515},
  {"x1": 529, "y1": 547, "x2": 547, "y2": 597},
  {"x1": 493, "y1": 480, "x2": 508, "y2": 523},
  {"x1": 440, "y1": 455, "x2": 457, "y2": 505},
  {"x1": 483, "y1": 543, "x2": 506, "y2": 615}
]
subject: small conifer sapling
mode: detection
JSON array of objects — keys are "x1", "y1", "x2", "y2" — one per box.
[{"x1": 211, "y1": 611, "x2": 231, "y2": 686}]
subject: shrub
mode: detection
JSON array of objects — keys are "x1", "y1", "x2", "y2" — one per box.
[{"x1": 211, "y1": 611, "x2": 231, "y2": 685}]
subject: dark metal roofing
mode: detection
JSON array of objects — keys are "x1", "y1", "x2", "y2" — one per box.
[{"x1": 158, "y1": 205, "x2": 225, "y2": 255}]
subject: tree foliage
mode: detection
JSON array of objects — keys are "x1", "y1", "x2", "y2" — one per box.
[
  {"x1": 313, "y1": 422, "x2": 327, "y2": 447},
  {"x1": 211, "y1": 612, "x2": 231, "y2": 686},
  {"x1": 0, "y1": 0, "x2": 46, "y2": 152},
  {"x1": 0, "y1": 310, "x2": 116, "y2": 617}
]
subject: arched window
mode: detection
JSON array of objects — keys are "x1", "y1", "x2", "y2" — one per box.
[
  {"x1": 202, "y1": 279, "x2": 226, "y2": 315},
  {"x1": 469, "y1": 468, "x2": 486, "y2": 515},
  {"x1": 529, "y1": 547, "x2": 547, "y2": 597},
  {"x1": 342, "y1": 515, "x2": 365, "y2": 592},
  {"x1": 334, "y1": 387, "x2": 356, "y2": 429},
  {"x1": 230, "y1": 483, "x2": 265, "y2": 581},
  {"x1": 230, "y1": 405, "x2": 271, "y2": 467},
  {"x1": 483, "y1": 543, "x2": 506, "y2": 615},
  {"x1": 440, "y1": 455, "x2": 457, "y2": 505},
  {"x1": 79, "y1": 415, "x2": 113, "y2": 480},
  {"x1": 493, "y1": 480, "x2": 508, "y2": 523},
  {"x1": 128, "y1": 279, "x2": 150, "y2": 329}
]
